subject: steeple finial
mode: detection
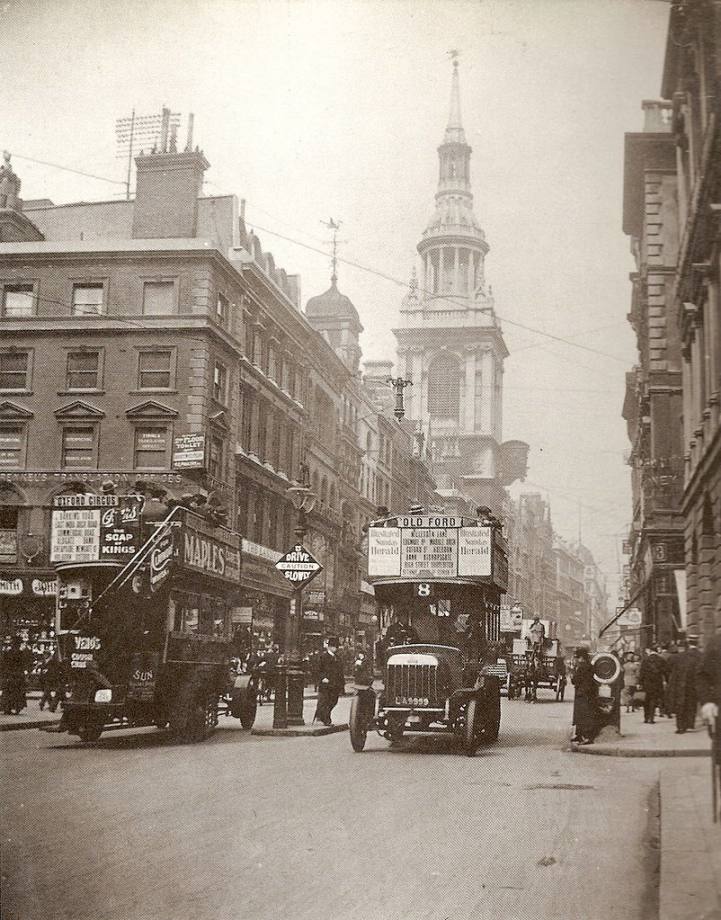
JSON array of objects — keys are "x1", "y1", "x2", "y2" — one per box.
[
  {"x1": 320, "y1": 217, "x2": 343, "y2": 286},
  {"x1": 444, "y1": 50, "x2": 466, "y2": 144}
]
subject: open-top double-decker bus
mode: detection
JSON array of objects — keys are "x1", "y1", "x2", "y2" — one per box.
[{"x1": 50, "y1": 492, "x2": 256, "y2": 743}]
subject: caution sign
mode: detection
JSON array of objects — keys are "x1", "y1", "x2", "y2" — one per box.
[{"x1": 275, "y1": 544, "x2": 323, "y2": 586}]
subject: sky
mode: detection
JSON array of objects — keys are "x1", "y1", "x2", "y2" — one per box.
[{"x1": 2, "y1": 0, "x2": 671, "y2": 607}]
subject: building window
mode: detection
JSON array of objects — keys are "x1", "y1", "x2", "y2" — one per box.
[
  {"x1": 208, "y1": 435, "x2": 225, "y2": 480},
  {"x1": 72, "y1": 284, "x2": 105, "y2": 316},
  {"x1": 61, "y1": 426, "x2": 98, "y2": 470},
  {"x1": 239, "y1": 387, "x2": 253, "y2": 453},
  {"x1": 134, "y1": 426, "x2": 170, "y2": 471},
  {"x1": 213, "y1": 360, "x2": 227, "y2": 403},
  {"x1": 2, "y1": 284, "x2": 34, "y2": 317},
  {"x1": 66, "y1": 351, "x2": 101, "y2": 390},
  {"x1": 428, "y1": 353, "x2": 461, "y2": 418},
  {"x1": 142, "y1": 281, "x2": 176, "y2": 315},
  {"x1": 138, "y1": 350, "x2": 173, "y2": 389},
  {"x1": 216, "y1": 293, "x2": 229, "y2": 326},
  {"x1": 0, "y1": 351, "x2": 30, "y2": 390},
  {"x1": 268, "y1": 344, "x2": 277, "y2": 382},
  {"x1": 0, "y1": 427, "x2": 25, "y2": 469},
  {"x1": 0, "y1": 505, "x2": 19, "y2": 563}
]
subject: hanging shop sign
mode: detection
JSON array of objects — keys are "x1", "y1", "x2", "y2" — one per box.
[{"x1": 275, "y1": 544, "x2": 323, "y2": 586}]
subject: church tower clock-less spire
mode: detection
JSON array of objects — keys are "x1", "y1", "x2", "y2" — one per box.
[{"x1": 393, "y1": 55, "x2": 528, "y2": 515}]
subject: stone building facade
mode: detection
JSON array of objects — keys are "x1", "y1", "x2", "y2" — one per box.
[
  {"x1": 0, "y1": 139, "x2": 435, "y2": 655},
  {"x1": 622, "y1": 99, "x2": 685, "y2": 648},
  {"x1": 621, "y1": 1, "x2": 721, "y2": 648},
  {"x1": 662, "y1": 0, "x2": 721, "y2": 645}
]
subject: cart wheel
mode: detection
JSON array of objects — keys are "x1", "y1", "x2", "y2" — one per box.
[
  {"x1": 349, "y1": 695, "x2": 368, "y2": 752},
  {"x1": 79, "y1": 723, "x2": 103, "y2": 743},
  {"x1": 463, "y1": 698, "x2": 480, "y2": 757},
  {"x1": 239, "y1": 688, "x2": 257, "y2": 730}
]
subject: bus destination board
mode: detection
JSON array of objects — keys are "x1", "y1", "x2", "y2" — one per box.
[{"x1": 368, "y1": 523, "x2": 491, "y2": 579}]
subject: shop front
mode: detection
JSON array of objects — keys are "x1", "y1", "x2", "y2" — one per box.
[
  {"x1": 0, "y1": 569, "x2": 57, "y2": 662},
  {"x1": 240, "y1": 539, "x2": 292, "y2": 651}
]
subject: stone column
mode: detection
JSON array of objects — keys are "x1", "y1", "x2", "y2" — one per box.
[
  {"x1": 411, "y1": 349, "x2": 423, "y2": 421},
  {"x1": 464, "y1": 346, "x2": 476, "y2": 433},
  {"x1": 453, "y1": 247, "x2": 460, "y2": 294},
  {"x1": 706, "y1": 277, "x2": 720, "y2": 429},
  {"x1": 480, "y1": 348, "x2": 494, "y2": 434},
  {"x1": 682, "y1": 349, "x2": 693, "y2": 483}
]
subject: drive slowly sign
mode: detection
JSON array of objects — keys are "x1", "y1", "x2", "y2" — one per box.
[{"x1": 275, "y1": 544, "x2": 323, "y2": 586}]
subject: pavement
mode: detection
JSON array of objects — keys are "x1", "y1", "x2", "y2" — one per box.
[
  {"x1": 0, "y1": 692, "x2": 62, "y2": 731},
  {"x1": 571, "y1": 706, "x2": 711, "y2": 757},
  {"x1": 569, "y1": 704, "x2": 720, "y2": 920}
]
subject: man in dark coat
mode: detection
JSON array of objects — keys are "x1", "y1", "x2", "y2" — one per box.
[
  {"x1": 639, "y1": 648, "x2": 665, "y2": 724},
  {"x1": 672, "y1": 638, "x2": 701, "y2": 733},
  {"x1": 571, "y1": 647, "x2": 598, "y2": 744},
  {"x1": 315, "y1": 637, "x2": 345, "y2": 726}
]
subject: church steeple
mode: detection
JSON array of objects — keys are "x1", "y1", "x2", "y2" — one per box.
[
  {"x1": 415, "y1": 56, "x2": 489, "y2": 306},
  {"x1": 444, "y1": 53, "x2": 466, "y2": 145}
]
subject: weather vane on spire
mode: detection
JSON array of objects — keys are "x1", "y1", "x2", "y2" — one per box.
[
  {"x1": 447, "y1": 49, "x2": 460, "y2": 67},
  {"x1": 320, "y1": 217, "x2": 344, "y2": 285}
]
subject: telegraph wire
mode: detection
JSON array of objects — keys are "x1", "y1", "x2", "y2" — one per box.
[
  {"x1": 244, "y1": 219, "x2": 630, "y2": 365},
  {"x1": 12, "y1": 153, "x2": 126, "y2": 188}
]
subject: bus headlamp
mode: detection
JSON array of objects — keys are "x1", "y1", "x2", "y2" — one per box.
[{"x1": 94, "y1": 689, "x2": 112, "y2": 703}]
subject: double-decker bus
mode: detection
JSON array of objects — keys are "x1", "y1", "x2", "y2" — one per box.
[
  {"x1": 50, "y1": 493, "x2": 255, "y2": 743},
  {"x1": 349, "y1": 509, "x2": 508, "y2": 756}
]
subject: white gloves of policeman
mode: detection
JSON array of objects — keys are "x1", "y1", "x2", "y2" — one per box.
[{"x1": 701, "y1": 702, "x2": 718, "y2": 725}]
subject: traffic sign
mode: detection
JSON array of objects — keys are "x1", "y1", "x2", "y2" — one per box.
[{"x1": 275, "y1": 544, "x2": 323, "y2": 586}]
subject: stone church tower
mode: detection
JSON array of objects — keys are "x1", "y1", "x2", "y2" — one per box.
[{"x1": 394, "y1": 59, "x2": 527, "y2": 515}]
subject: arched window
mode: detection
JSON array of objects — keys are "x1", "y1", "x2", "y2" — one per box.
[{"x1": 428, "y1": 352, "x2": 461, "y2": 418}]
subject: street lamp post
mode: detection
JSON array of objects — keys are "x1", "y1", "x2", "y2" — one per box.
[{"x1": 273, "y1": 482, "x2": 317, "y2": 728}]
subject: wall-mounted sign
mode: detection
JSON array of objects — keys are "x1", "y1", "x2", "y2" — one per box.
[
  {"x1": 617, "y1": 607, "x2": 642, "y2": 628},
  {"x1": 32, "y1": 578, "x2": 57, "y2": 597},
  {"x1": 172, "y1": 434, "x2": 206, "y2": 470},
  {"x1": 0, "y1": 575, "x2": 23, "y2": 596}
]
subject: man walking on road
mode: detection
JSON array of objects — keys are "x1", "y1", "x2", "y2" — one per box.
[{"x1": 315, "y1": 637, "x2": 345, "y2": 726}]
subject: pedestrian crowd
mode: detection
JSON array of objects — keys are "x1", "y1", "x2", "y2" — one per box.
[
  {"x1": 571, "y1": 632, "x2": 721, "y2": 746},
  {"x1": 1, "y1": 636, "x2": 66, "y2": 716}
]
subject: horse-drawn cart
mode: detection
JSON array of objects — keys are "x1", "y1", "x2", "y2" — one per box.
[{"x1": 506, "y1": 638, "x2": 566, "y2": 702}]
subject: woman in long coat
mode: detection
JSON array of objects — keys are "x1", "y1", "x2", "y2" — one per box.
[{"x1": 572, "y1": 647, "x2": 599, "y2": 744}]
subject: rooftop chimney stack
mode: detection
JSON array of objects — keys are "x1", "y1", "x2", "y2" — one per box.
[{"x1": 132, "y1": 113, "x2": 209, "y2": 240}]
